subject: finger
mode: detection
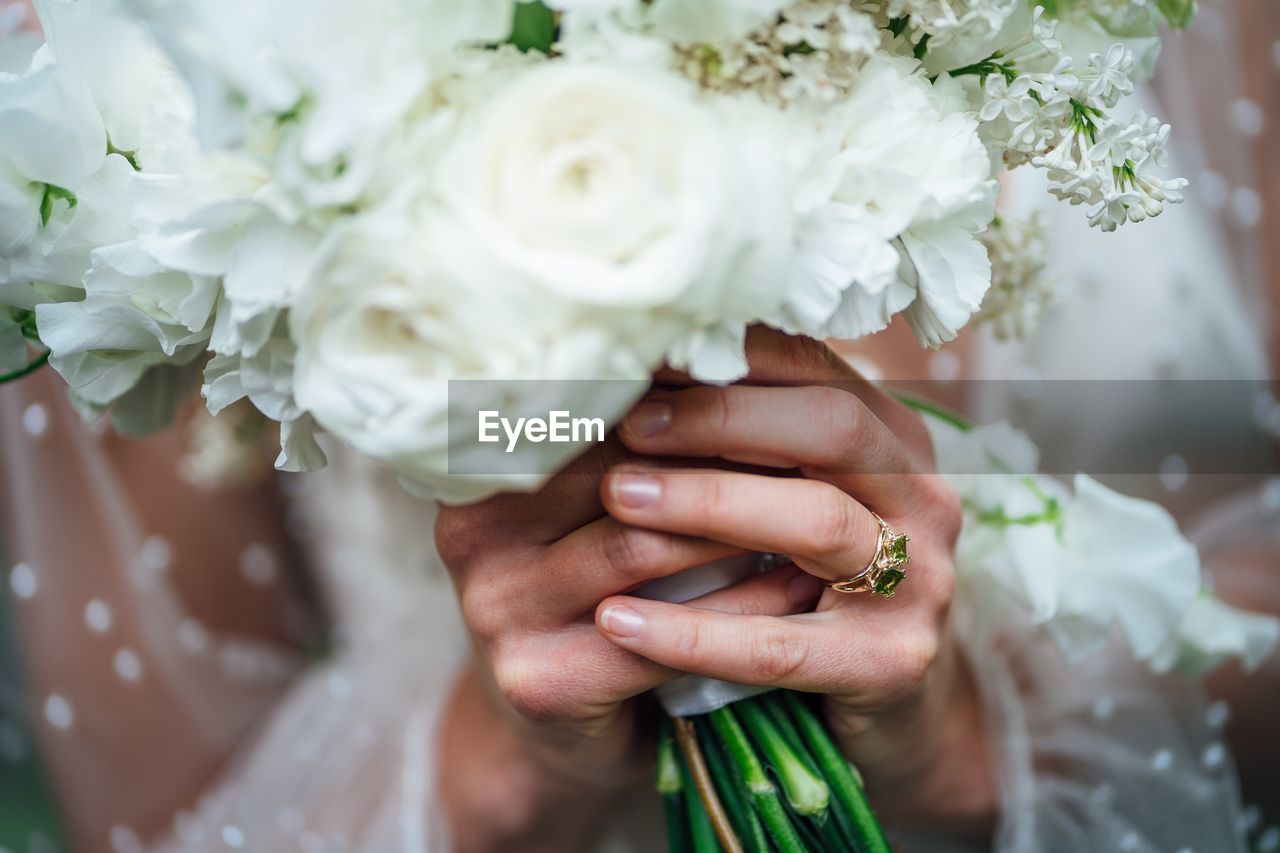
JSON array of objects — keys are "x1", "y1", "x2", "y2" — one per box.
[
  {"x1": 601, "y1": 466, "x2": 881, "y2": 583},
  {"x1": 538, "y1": 517, "x2": 745, "y2": 619},
  {"x1": 619, "y1": 384, "x2": 926, "y2": 512},
  {"x1": 489, "y1": 624, "x2": 680, "y2": 718},
  {"x1": 595, "y1": 597, "x2": 908, "y2": 693},
  {"x1": 537, "y1": 567, "x2": 828, "y2": 705},
  {"x1": 739, "y1": 328, "x2": 933, "y2": 455},
  {"x1": 442, "y1": 434, "x2": 633, "y2": 550},
  {"x1": 682, "y1": 564, "x2": 825, "y2": 617}
]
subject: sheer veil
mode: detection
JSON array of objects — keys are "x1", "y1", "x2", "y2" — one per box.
[{"x1": 1, "y1": 0, "x2": 1278, "y2": 850}]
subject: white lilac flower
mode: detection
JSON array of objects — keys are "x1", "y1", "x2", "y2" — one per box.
[
  {"x1": 882, "y1": 0, "x2": 1024, "y2": 50},
  {"x1": 1083, "y1": 43, "x2": 1135, "y2": 105},
  {"x1": 941, "y1": 4, "x2": 1185, "y2": 230},
  {"x1": 665, "y1": 0, "x2": 881, "y2": 104},
  {"x1": 975, "y1": 211, "x2": 1055, "y2": 340}
]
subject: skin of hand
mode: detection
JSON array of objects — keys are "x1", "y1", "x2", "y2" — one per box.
[
  {"x1": 595, "y1": 329, "x2": 995, "y2": 831},
  {"x1": 435, "y1": 434, "x2": 823, "y2": 851},
  {"x1": 435, "y1": 329, "x2": 994, "y2": 849}
]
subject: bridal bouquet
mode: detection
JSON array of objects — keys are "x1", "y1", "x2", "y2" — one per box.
[{"x1": 1, "y1": 0, "x2": 1206, "y2": 849}]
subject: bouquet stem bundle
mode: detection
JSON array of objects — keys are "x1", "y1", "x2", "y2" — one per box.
[{"x1": 658, "y1": 692, "x2": 890, "y2": 853}]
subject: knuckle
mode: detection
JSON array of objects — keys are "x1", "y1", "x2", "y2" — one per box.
[
  {"x1": 601, "y1": 526, "x2": 671, "y2": 582},
  {"x1": 751, "y1": 626, "x2": 809, "y2": 683},
  {"x1": 816, "y1": 389, "x2": 867, "y2": 465},
  {"x1": 897, "y1": 412, "x2": 935, "y2": 465},
  {"x1": 811, "y1": 488, "x2": 860, "y2": 558},
  {"x1": 670, "y1": 617, "x2": 703, "y2": 667},
  {"x1": 788, "y1": 335, "x2": 840, "y2": 379},
  {"x1": 937, "y1": 486, "x2": 965, "y2": 547},
  {"x1": 928, "y1": 560, "x2": 957, "y2": 614},
  {"x1": 895, "y1": 629, "x2": 940, "y2": 686},
  {"x1": 700, "y1": 475, "x2": 729, "y2": 523},
  {"x1": 712, "y1": 386, "x2": 745, "y2": 435},
  {"x1": 459, "y1": 585, "x2": 508, "y2": 643},
  {"x1": 434, "y1": 508, "x2": 489, "y2": 567},
  {"x1": 493, "y1": 655, "x2": 567, "y2": 723}
]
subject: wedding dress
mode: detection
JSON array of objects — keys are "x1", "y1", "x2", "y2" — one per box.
[{"x1": 2, "y1": 1, "x2": 1278, "y2": 852}]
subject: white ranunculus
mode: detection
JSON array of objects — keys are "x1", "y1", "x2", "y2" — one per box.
[
  {"x1": 777, "y1": 56, "x2": 995, "y2": 346},
  {"x1": 291, "y1": 209, "x2": 651, "y2": 503},
  {"x1": 435, "y1": 61, "x2": 792, "y2": 380}
]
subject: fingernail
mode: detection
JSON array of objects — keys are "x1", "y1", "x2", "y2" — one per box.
[
  {"x1": 625, "y1": 401, "x2": 672, "y2": 438},
  {"x1": 612, "y1": 471, "x2": 662, "y2": 509},
  {"x1": 789, "y1": 572, "x2": 824, "y2": 607},
  {"x1": 600, "y1": 604, "x2": 646, "y2": 638}
]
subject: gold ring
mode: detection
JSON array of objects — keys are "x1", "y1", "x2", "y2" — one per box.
[{"x1": 826, "y1": 512, "x2": 909, "y2": 598}]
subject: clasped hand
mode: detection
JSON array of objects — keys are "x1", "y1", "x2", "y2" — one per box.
[{"x1": 436, "y1": 330, "x2": 992, "y2": 842}]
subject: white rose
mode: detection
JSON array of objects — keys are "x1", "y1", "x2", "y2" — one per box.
[
  {"x1": 291, "y1": 209, "x2": 650, "y2": 504},
  {"x1": 435, "y1": 60, "x2": 792, "y2": 379}
]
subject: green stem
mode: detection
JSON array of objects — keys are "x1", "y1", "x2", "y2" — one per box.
[
  {"x1": 761, "y1": 693, "x2": 822, "y2": 779},
  {"x1": 0, "y1": 349, "x2": 50, "y2": 385},
  {"x1": 709, "y1": 707, "x2": 805, "y2": 853},
  {"x1": 782, "y1": 693, "x2": 891, "y2": 853},
  {"x1": 696, "y1": 717, "x2": 769, "y2": 853},
  {"x1": 892, "y1": 391, "x2": 972, "y2": 432},
  {"x1": 815, "y1": 808, "x2": 856, "y2": 853},
  {"x1": 659, "y1": 719, "x2": 691, "y2": 853},
  {"x1": 737, "y1": 700, "x2": 830, "y2": 818},
  {"x1": 680, "y1": 751, "x2": 721, "y2": 853},
  {"x1": 666, "y1": 793, "x2": 691, "y2": 853}
]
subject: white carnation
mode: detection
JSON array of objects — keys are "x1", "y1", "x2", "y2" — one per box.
[{"x1": 777, "y1": 56, "x2": 995, "y2": 346}]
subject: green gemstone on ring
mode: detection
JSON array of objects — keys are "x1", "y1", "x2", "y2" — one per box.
[
  {"x1": 872, "y1": 565, "x2": 907, "y2": 598},
  {"x1": 871, "y1": 532, "x2": 910, "y2": 597}
]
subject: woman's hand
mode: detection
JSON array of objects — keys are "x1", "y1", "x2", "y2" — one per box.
[
  {"x1": 434, "y1": 435, "x2": 825, "y2": 851},
  {"x1": 595, "y1": 329, "x2": 995, "y2": 831}
]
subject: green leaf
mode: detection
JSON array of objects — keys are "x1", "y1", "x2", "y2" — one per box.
[
  {"x1": 38, "y1": 184, "x2": 77, "y2": 228},
  {"x1": 1156, "y1": 0, "x2": 1196, "y2": 29},
  {"x1": 107, "y1": 139, "x2": 141, "y2": 171},
  {"x1": 508, "y1": 1, "x2": 558, "y2": 54}
]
